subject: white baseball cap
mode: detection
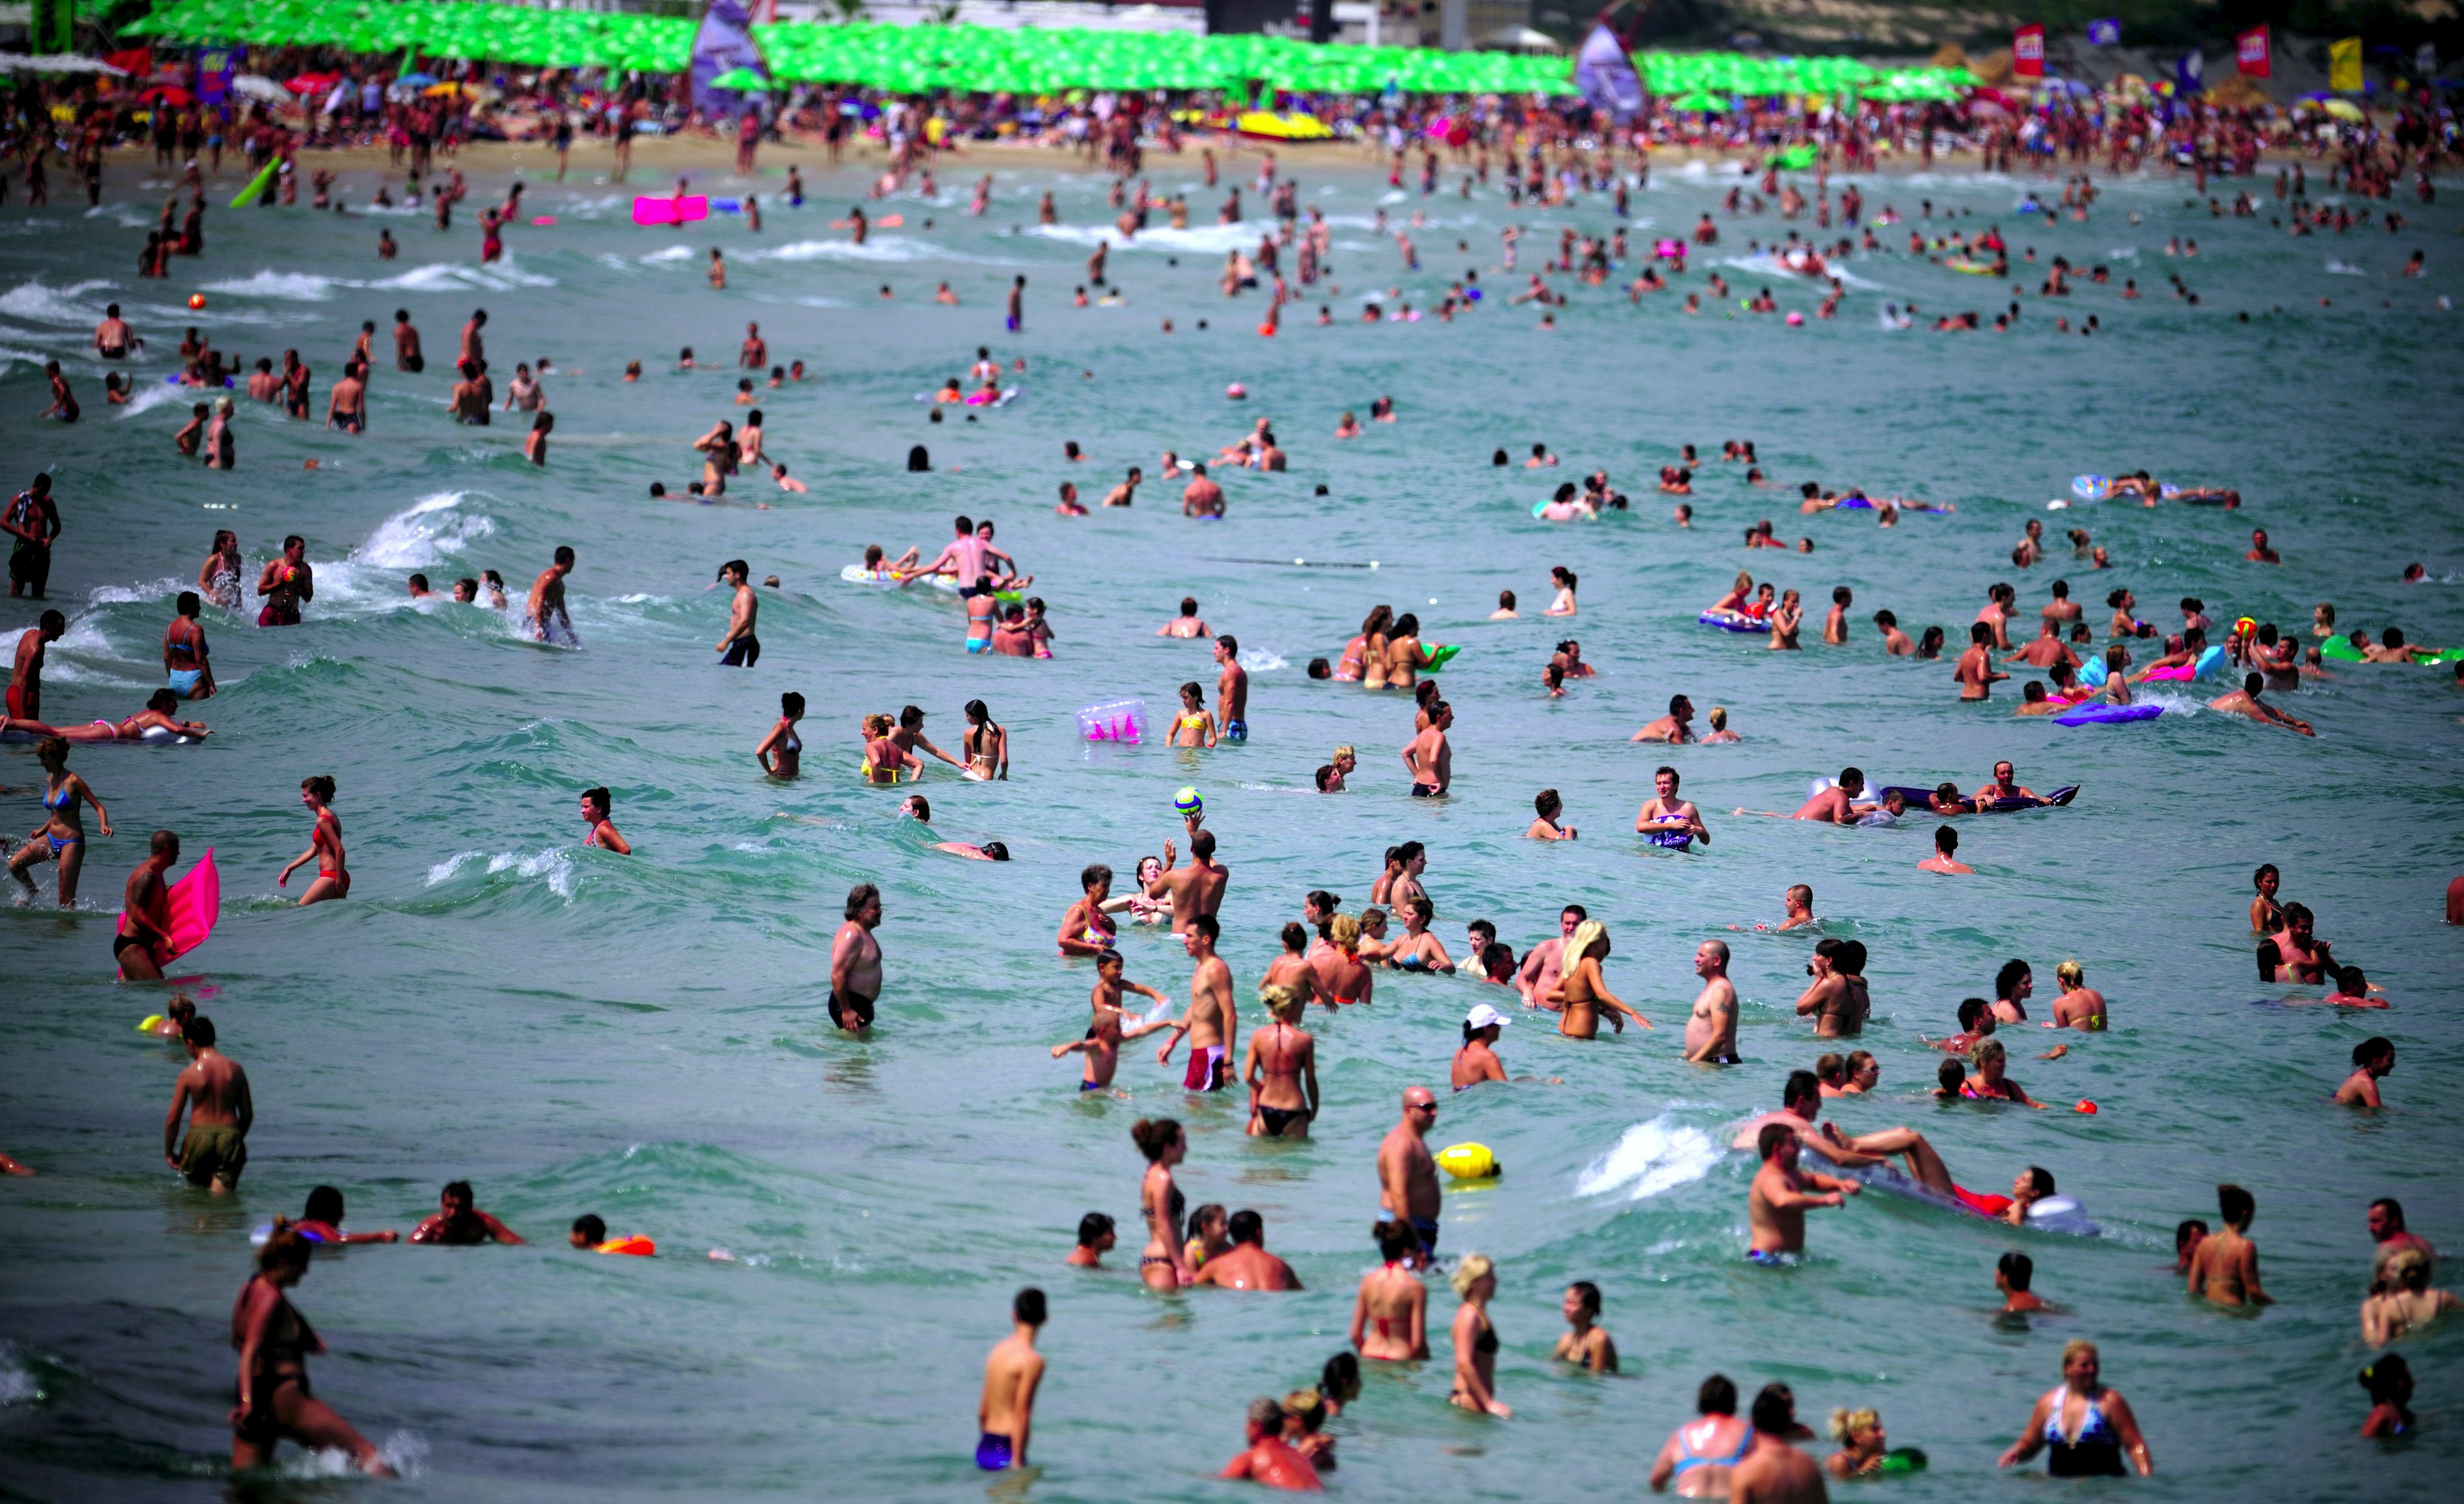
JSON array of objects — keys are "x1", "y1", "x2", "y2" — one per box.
[{"x1": 1464, "y1": 1002, "x2": 1511, "y2": 1032}]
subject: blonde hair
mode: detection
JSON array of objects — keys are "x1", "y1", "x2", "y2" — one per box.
[
  {"x1": 1449, "y1": 1253, "x2": 1495, "y2": 1298},
  {"x1": 1332, "y1": 744, "x2": 1356, "y2": 762},
  {"x1": 862, "y1": 712, "x2": 891, "y2": 736},
  {"x1": 2061, "y1": 1339, "x2": 2099, "y2": 1370},
  {"x1": 1567, "y1": 919, "x2": 1607, "y2": 963},
  {"x1": 2056, "y1": 958, "x2": 2084, "y2": 989},
  {"x1": 2387, "y1": 1248, "x2": 2431, "y2": 1289},
  {"x1": 1259, "y1": 983, "x2": 1302, "y2": 1020},
  {"x1": 1708, "y1": 706, "x2": 1728, "y2": 729},
  {"x1": 1828, "y1": 1406, "x2": 1879, "y2": 1441},
  {"x1": 1733, "y1": 569, "x2": 1753, "y2": 592},
  {"x1": 1328, "y1": 913, "x2": 1361, "y2": 949}
]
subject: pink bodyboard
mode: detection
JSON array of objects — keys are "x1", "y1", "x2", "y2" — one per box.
[
  {"x1": 631, "y1": 196, "x2": 709, "y2": 226},
  {"x1": 120, "y1": 849, "x2": 219, "y2": 977}
]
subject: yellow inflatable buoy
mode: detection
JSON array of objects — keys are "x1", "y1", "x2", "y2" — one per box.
[
  {"x1": 1436, "y1": 1143, "x2": 1500, "y2": 1180},
  {"x1": 137, "y1": 1015, "x2": 165, "y2": 1034},
  {"x1": 595, "y1": 1236, "x2": 656, "y2": 1257}
]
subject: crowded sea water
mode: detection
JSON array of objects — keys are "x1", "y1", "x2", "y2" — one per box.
[{"x1": 2, "y1": 125, "x2": 2463, "y2": 1502}]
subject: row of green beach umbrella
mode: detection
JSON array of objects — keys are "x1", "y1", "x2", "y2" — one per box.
[{"x1": 120, "y1": 1, "x2": 1975, "y2": 103}]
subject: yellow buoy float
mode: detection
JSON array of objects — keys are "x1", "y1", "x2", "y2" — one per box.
[{"x1": 1436, "y1": 1143, "x2": 1500, "y2": 1180}]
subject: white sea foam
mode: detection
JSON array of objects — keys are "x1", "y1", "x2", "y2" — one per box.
[
  {"x1": 0, "y1": 279, "x2": 113, "y2": 324},
  {"x1": 351, "y1": 492, "x2": 494, "y2": 571},
  {"x1": 0, "y1": 1343, "x2": 39, "y2": 1406},
  {"x1": 747, "y1": 234, "x2": 1006, "y2": 264},
  {"x1": 1025, "y1": 221, "x2": 1269, "y2": 256},
  {"x1": 2324, "y1": 259, "x2": 2367, "y2": 277},
  {"x1": 1573, "y1": 1112, "x2": 1724, "y2": 1202},
  {"x1": 638, "y1": 245, "x2": 696, "y2": 264},
  {"x1": 202, "y1": 270, "x2": 341, "y2": 301},
  {"x1": 1721, "y1": 252, "x2": 1885, "y2": 291}
]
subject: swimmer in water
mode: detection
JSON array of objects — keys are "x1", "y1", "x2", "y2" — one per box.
[
  {"x1": 228, "y1": 1221, "x2": 397, "y2": 1477},
  {"x1": 1548, "y1": 921, "x2": 1652, "y2": 1037},
  {"x1": 2047, "y1": 959, "x2": 2105, "y2": 1029},
  {"x1": 1682, "y1": 941, "x2": 1742, "y2": 1064},
  {"x1": 1650, "y1": 1374, "x2": 1755, "y2": 1496},
  {"x1": 1632, "y1": 694, "x2": 1696, "y2": 743},
  {"x1": 1552, "y1": 1281, "x2": 1618, "y2": 1373},
  {"x1": 2184, "y1": 1183, "x2": 2272, "y2": 1306},
  {"x1": 1527, "y1": 787, "x2": 1576, "y2": 840},
  {"x1": 1241, "y1": 985, "x2": 1319, "y2": 1137},
  {"x1": 1636, "y1": 766, "x2": 1709, "y2": 847},
  {"x1": 2209, "y1": 672, "x2": 2314, "y2": 735},
  {"x1": 1157, "y1": 596, "x2": 1211, "y2": 638},
  {"x1": 974, "y1": 1287, "x2": 1046, "y2": 1471},
  {"x1": 754, "y1": 692, "x2": 804, "y2": 780},
  {"x1": 1447, "y1": 1255, "x2": 1511, "y2": 1418},
  {"x1": 1748, "y1": 1119, "x2": 1856, "y2": 1257},
  {"x1": 578, "y1": 787, "x2": 630, "y2": 854},
  {"x1": 1918, "y1": 826, "x2": 1972, "y2": 874},
  {"x1": 1995, "y1": 1341, "x2": 2152, "y2": 1476},
  {"x1": 1053, "y1": 980, "x2": 1177, "y2": 1093},
  {"x1": 273, "y1": 775, "x2": 348, "y2": 905},
  {"x1": 6, "y1": 736, "x2": 109, "y2": 906},
  {"x1": 524, "y1": 546, "x2": 576, "y2": 644},
  {"x1": 1170, "y1": 680, "x2": 1219, "y2": 748},
  {"x1": 2334, "y1": 1037, "x2": 2395, "y2": 1108}
]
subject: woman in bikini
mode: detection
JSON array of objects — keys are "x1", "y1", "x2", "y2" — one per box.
[
  {"x1": 1169, "y1": 681, "x2": 1217, "y2": 748},
  {"x1": 1960, "y1": 1040, "x2": 2044, "y2": 1107},
  {"x1": 1448, "y1": 1254, "x2": 1511, "y2": 1417},
  {"x1": 1708, "y1": 570, "x2": 1754, "y2": 617},
  {"x1": 754, "y1": 691, "x2": 804, "y2": 780},
  {"x1": 198, "y1": 529, "x2": 244, "y2": 610},
  {"x1": 1242, "y1": 986, "x2": 1318, "y2": 1138},
  {"x1": 962, "y1": 698, "x2": 1009, "y2": 780},
  {"x1": 1382, "y1": 613, "x2": 1434, "y2": 691},
  {"x1": 1767, "y1": 587, "x2": 1804, "y2": 650},
  {"x1": 1310, "y1": 913, "x2": 1374, "y2": 1006},
  {"x1": 1338, "y1": 605, "x2": 1390, "y2": 685},
  {"x1": 1545, "y1": 566, "x2": 1578, "y2": 617},
  {"x1": 1359, "y1": 608, "x2": 1394, "y2": 691},
  {"x1": 4, "y1": 692, "x2": 211, "y2": 747},
  {"x1": 230, "y1": 1221, "x2": 394, "y2": 1476},
  {"x1": 1349, "y1": 1219, "x2": 1429, "y2": 1360},
  {"x1": 1130, "y1": 1118, "x2": 1192, "y2": 1290},
  {"x1": 1996, "y1": 1340, "x2": 2151, "y2": 1476},
  {"x1": 274, "y1": 775, "x2": 349, "y2": 905},
  {"x1": 1548, "y1": 921, "x2": 1651, "y2": 1039},
  {"x1": 2249, "y1": 863, "x2": 2285, "y2": 936},
  {"x1": 1099, "y1": 855, "x2": 1172, "y2": 926},
  {"x1": 7, "y1": 737, "x2": 109, "y2": 906},
  {"x1": 860, "y1": 714, "x2": 916, "y2": 785}
]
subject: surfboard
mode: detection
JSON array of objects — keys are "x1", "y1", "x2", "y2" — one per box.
[{"x1": 228, "y1": 159, "x2": 280, "y2": 209}]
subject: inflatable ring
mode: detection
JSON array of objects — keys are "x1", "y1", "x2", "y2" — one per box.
[{"x1": 596, "y1": 1236, "x2": 657, "y2": 1256}]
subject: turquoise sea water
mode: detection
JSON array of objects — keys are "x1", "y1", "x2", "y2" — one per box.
[{"x1": 2, "y1": 148, "x2": 2463, "y2": 1500}]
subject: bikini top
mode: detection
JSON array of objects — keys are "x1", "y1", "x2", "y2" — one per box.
[
  {"x1": 1675, "y1": 1418, "x2": 1755, "y2": 1471},
  {"x1": 1144, "y1": 1177, "x2": 1185, "y2": 1227},
  {"x1": 2042, "y1": 1388, "x2": 2116, "y2": 1448},
  {"x1": 779, "y1": 721, "x2": 802, "y2": 754},
  {"x1": 1472, "y1": 1317, "x2": 1498, "y2": 1355},
  {"x1": 44, "y1": 779, "x2": 75, "y2": 810},
  {"x1": 1178, "y1": 712, "x2": 1209, "y2": 730}
]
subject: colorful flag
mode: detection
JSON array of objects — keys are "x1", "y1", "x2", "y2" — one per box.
[
  {"x1": 1573, "y1": 2, "x2": 1651, "y2": 123},
  {"x1": 2236, "y1": 26, "x2": 2271, "y2": 78},
  {"x1": 691, "y1": 0, "x2": 766, "y2": 116},
  {"x1": 2086, "y1": 18, "x2": 2120, "y2": 47},
  {"x1": 2014, "y1": 25, "x2": 2046, "y2": 80},
  {"x1": 2329, "y1": 37, "x2": 2362, "y2": 93}
]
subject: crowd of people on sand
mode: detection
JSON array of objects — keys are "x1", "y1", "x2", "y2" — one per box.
[{"x1": 5, "y1": 133, "x2": 2460, "y2": 1489}]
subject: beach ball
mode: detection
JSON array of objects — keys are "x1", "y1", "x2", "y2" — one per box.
[
  {"x1": 188, "y1": 293, "x2": 206, "y2": 309},
  {"x1": 1174, "y1": 787, "x2": 1203, "y2": 818},
  {"x1": 1225, "y1": 382, "x2": 1247, "y2": 399}
]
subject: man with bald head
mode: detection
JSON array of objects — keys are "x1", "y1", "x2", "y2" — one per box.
[{"x1": 1376, "y1": 1086, "x2": 1443, "y2": 1266}]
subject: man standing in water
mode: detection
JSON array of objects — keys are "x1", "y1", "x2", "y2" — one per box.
[
  {"x1": 714, "y1": 559, "x2": 759, "y2": 666},
  {"x1": 8, "y1": 610, "x2": 62, "y2": 718},
  {"x1": 393, "y1": 309, "x2": 423, "y2": 372},
  {"x1": 829, "y1": 882, "x2": 884, "y2": 1032},
  {"x1": 256, "y1": 536, "x2": 313, "y2": 627},
  {"x1": 1515, "y1": 903, "x2": 1585, "y2": 1011},
  {"x1": 974, "y1": 1287, "x2": 1045, "y2": 1471},
  {"x1": 459, "y1": 307, "x2": 487, "y2": 371},
  {"x1": 1143, "y1": 832, "x2": 1228, "y2": 934},
  {"x1": 4, "y1": 472, "x2": 60, "y2": 599},
  {"x1": 1403, "y1": 700, "x2": 1453, "y2": 796},
  {"x1": 162, "y1": 1014, "x2": 250, "y2": 1192},
  {"x1": 1376, "y1": 1086, "x2": 1443, "y2": 1264},
  {"x1": 1214, "y1": 636, "x2": 1249, "y2": 742},
  {"x1": 1748, "y1": 1121, "x2": 1856, "y2": 1259},
  {"x1": 1682, "y1": 941, "x2": 1741, "y2": 1064},
  {"x1": 114, "y1": 830, "x2": 181, "y2": 981},
  {"x1": 1157, "y1": 914, "x2": 1236, "y2": 1092},
  {"x1": 1955, "y1": 622, "x2": 2007, "y2": 700},
  {"x1": 1182, "y1": 463, "x2": 1225, "y2": 518},
  {"x1": 526, "y1": 546, "x2": 576, "y2": 644}
]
